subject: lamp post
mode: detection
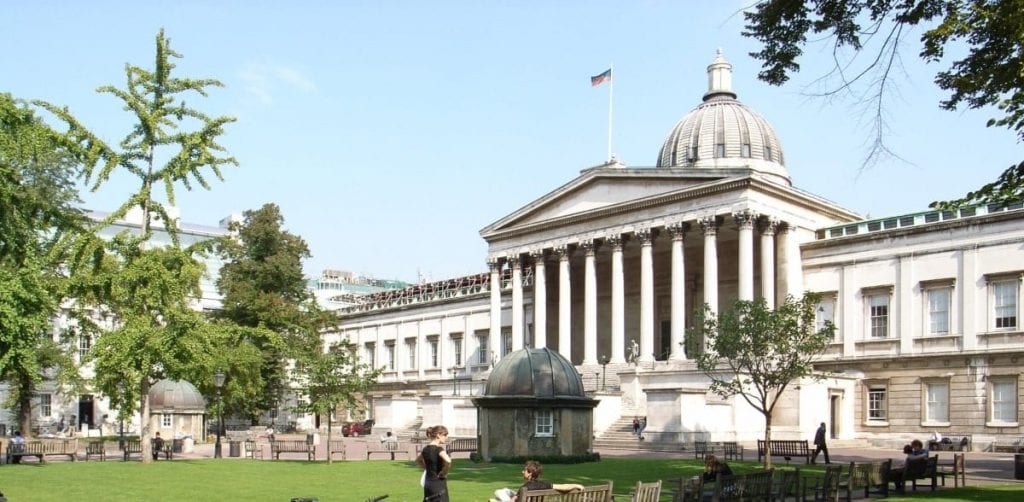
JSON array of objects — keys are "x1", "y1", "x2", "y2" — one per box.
[
  {"x1": 600, "y1": 355, "x2": 609, "y2": 391},
  {"x1": 213, "y1": 371, "x2": 225, "y2": 459}
]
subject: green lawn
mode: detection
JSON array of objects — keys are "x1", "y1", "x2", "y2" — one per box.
[{"x1": 0, "y1": 457, "x2": 1020, "y2": 501}]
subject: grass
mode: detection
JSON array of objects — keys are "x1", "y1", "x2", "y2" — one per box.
[{"x1": 0, "y1": 457, "x2": 1021, "y2": 501}]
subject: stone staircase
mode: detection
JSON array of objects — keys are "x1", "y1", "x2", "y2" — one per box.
[{"x1": 593, "y1": 416, "x2": 682, "y2": 453}]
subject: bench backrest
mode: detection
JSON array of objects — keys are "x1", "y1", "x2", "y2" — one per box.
[
  {"x1": 631, "y1": 480, "x2": 661, "y2": 502},
  {"x1": 848, "y1": 459, "x2": 890, "y2": 488},
  {"x1": 521, "y1": 481, "x2": 613, "y2": 502},
  {"x1": 715, "y1": 470, "x2": 774, "y2": 501},
  {"x1": 757, "y1": 439, "x2": 808, "y2": 454},
  {"x1": 447, "y1": 437, "x2": 478, "y2": 452},
  {"x1": 272, "y1": 440, "x2": 311, "y2": 450}
]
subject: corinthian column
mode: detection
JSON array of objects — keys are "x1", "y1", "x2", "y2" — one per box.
[
  {"x1": 780, "y1": 223, "x2": 804, "y2": 300},
  {"x1": 532, "y1": 250, "x2": 547, "y2": 349},
  {"x1": 510, "y1": 255, "x2": 524, "y2": 351},
  {"x1": 488, "y1": 258, "x2": 501, "y2": 360},
  {"x1": 734, "y1": 210, "x2": 757, "y2": 302},
  {"x1": 700, "y1": 217, "x2": 721, "y2": 315},
  {"x1": 608, "y1": 235, "x2": 625, "y2": 363},
  {"x1": 667, "y1": 222, "x2": 688, "y2": 360},
  {"x1": 759, "y1": 218, "x2": 779, "y2": 308},
  {"x1": 638, "y1": 228, "x2": 655, "y2": 363},
  {"x1": 582, "y1": 240, "x2": 598, "y2": 365},
  {"x1": 554, "y1": 246, "x2": 572, "y2": 360}
]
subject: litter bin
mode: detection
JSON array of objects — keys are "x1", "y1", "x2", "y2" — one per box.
[
  {"x1": 229, "y1": 440, "x2": 241, "y2": 458},
  {"x1": 1016, "y1": 454, "x2": 1024, "y2": 480},
  {"x1": 172, "y1": 439, "x2": 183, "y2": 454}
]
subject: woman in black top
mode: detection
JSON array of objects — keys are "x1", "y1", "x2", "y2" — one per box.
[
  {"x1": 417, "y1": 425, "x2": 452, "y2": 502},
  {"x1": 702, "y1": 454, "x2": 733, "y2": 482}
]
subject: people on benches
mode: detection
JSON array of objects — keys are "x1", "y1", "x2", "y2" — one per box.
[
  {"x1": 702, "y1": 454, "x2": 733, "y2": 483},
  {"x1": 152, "y1": 432, "x2": 165, "y2": 460},
  {"x1": 9, "y1": 430, "x2": 25, "y2": 464},
  {"x1": 887, "y1": 440, "x2": 929, "y2": 492},
  {"x1": 492, "y1": 460, "x2": 584, "y2": 502}
]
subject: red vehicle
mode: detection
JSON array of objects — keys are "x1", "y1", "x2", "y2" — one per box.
[{"x1": 342, "y1": 419, "x2": 374, "y2": 437}]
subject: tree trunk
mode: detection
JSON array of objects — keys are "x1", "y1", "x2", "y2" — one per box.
[
  {"x1": 140, "y1": 379, "x2": 152, "y2": 464},
  {"x1": 17, "y1": 375, "x2": 33, "y2": 437},
  {"x1": 326, "y1": 418, "x2": 333, "y2": 465},
  {"x1": 763, "y1": 413, "x2": 773, "y2": 469}
]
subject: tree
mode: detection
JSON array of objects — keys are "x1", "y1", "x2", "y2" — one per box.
[
  {"x1": 692, "y1": 293, "x2": 835, "y2": 468},
  {"x1": 294, "y1": 340, "x2": 381, "y2": 463},
  {"x1": 39, "y1": 29, "x2": 236, "y2": 463},
  {"x1": 742, "y1": 0, "x2": 1024, "y2": 207},
  {"x1": 0, "y1": 93, "x2": 86, "y2": 435},
  {"x1": 215, "y1": 203, "x2": 328, "y2": 421}
]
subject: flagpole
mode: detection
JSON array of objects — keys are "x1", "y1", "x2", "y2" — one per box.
[{"x1": 607, "y1": 62, "x2": 614, "y2": 162}]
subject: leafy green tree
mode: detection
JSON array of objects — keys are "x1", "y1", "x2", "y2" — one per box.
[
  {"x1": 692, "y1": 293, "x2": 834, "y2": 468},
  {"x1": 39, "y1": 29, "x2": 236, "y2": 462},
  {"x1": 0, "y1": 93, "x2": 86, "y2": 435},
  {"x1": 742, "y1": 0, "x2": 1024, "y2": 207},
  {"x1": 294, "y1": 340, "x2": 381, "y2": 463},
  {"x1": 215, "y1": 203, "x2": 328, "y2": 422}
]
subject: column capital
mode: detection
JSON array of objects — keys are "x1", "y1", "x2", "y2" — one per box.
[
  {"x1": 636, "y1": 228, "x2": 654, "y2": 245},
  {"x1": 553, "y1": 245, "x2": 571, "y2": 261},
  {"x1": 733, "y1": 210, "x2": 758, "y2": 229},
  {"x1": 508, "y1": 255, "x2": 522, "y2": 268},
  {"x1": 606, "y1": 234, "x2": 624, "y2": 252},
  {"x1": 758, "y1": 216, "x2": 781, "y2": 236},
  {"x1": 666, "y1": 222, "x2": 690, "y2": 241},
  {"x1": 486, "y1": 257, "x2": 502, "y2": 271},
  {"x1": 699, "y1": 216, "x2": 722, "y2": 236},
  {"x1": 580, "y1": 239, "x2": 597, "y2": 256},
  {"x1": 529, "y1": 249, "x2": 546, "y2": 262}
]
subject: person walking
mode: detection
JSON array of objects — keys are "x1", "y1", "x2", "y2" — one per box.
[
  {"x1": 638, "y1": 417, "x2": 647, "y2": 440},
  {"x1": 632, "y1": 417, "x2": 640, "y2": 437},
  {"x1": 152, "y1": 432, "x2": 165, "y2": 460},
  {"x1": 811, "y1": 422, "x2": 830, "y2": 464},
  {"x1": 416, "y1": 425, "x2": 452, "y2": 502}
]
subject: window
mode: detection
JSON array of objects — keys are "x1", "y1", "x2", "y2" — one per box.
[
  {"x1": 714, "y1": 143, "x2": 725, "y2": 158},
  {"x1": 867, "y1": 385, "x2": 887, "y2": 422},
  {"x1": 40, "y1": 393, "x2": 52, "y2": 417},
  {"x1": 863, "y1": 288, "x2": 891, "y2": 339},
  {"x1": 451, "y1": 334, "x2": 463, "y2": 367},
  {"x1": 992, "y1": 279, "x2": 1018, "y2": 329},
  {"x1": 501, "y1": 328, "x2": 512, "y2": 356},
  {"x1": 162, "y1": 414, "x2": 172, "y2": 427},
  {"x1": 535, "y1": 409, "x2": 553, "y2": 436},
  {"x1": 428, "y1": 337, "x2": 439, "y2": 368},
  {"x1": 365, "y1": 343, "x2": 376, "y2": 368},
  {"x1": 79, "y1": 333, "x2": 91, "y2": 358},
  {"x1": 741, "y1": 143, "x2": 751, "y2": 158},
  {"x1": 406, "y1": 339, "x2": 417, "y2": 369},
  {"x1": 385, "y1": 342, "x2": 396, "y2": 370},
  {"x1": 924, "y1": 381, "x2": 949, "y2": 423},
  {"x1": 991, "y1": 378, "x2": 1018, "y2": 423},
  {"x1": 815, "y1": 293, "x2": 837, "y2": 340},
  {"x1": 687, "y1": 146, "x2": 698, "y2": 162},
  {"x1": 926, "y1": 285, "x2": 952, "y2": 335},
  {"x1": 477, "y1": 332, "x2": 489, "y2": 365}
]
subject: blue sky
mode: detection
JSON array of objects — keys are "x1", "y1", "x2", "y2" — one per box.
[{"x1": 5, "y1": 1, "x2": 1018, "y2": 282}]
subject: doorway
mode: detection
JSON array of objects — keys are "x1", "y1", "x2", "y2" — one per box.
[
  {"x1": 829, "y1": 393, "x2": 841, "y2": 439},
  {"x1": 78, "y1": 395, "x2": 95, "y2": 429}
]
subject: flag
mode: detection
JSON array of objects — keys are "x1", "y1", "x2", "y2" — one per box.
[{"x1": 591, "y1": 68, "x2": 612, "y2": 87}]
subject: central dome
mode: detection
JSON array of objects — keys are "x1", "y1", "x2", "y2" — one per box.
[
  {"x1": 484, "y1": 347, "x2": 585, "y2": 400},
  {"x1": 656, "y1": 50, "x2": 789, "y2": 184}
]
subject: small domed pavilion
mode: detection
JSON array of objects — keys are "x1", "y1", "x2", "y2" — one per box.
[
  {"x1": 473, "y1": 348, "x2": 598, "y2": 460},
  {"x1": 148, "y1": 379, "x2": 207, "y2": 439}
]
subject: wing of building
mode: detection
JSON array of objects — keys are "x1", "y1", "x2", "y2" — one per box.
[{"x1": 330, "y1": 51, "x2": 1024, "y2": 449}]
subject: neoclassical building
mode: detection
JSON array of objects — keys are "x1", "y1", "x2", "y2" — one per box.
[{"x1": 329, "y1": 51, "x2": 1024, "y2": 450}]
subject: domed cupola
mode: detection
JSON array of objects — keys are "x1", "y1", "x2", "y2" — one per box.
[{"x1": 656, "y1": 50, "x2": 790, "y2": 184}]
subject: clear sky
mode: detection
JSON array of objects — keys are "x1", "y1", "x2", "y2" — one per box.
[{"x1": 5, "y1": 1, "x2": 1018, "y2": 282}]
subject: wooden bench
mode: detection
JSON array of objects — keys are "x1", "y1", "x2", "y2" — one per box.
[
  {"x1": 712, "y1": 470, "x2": 774, "y2": 502},
  {"x1": 5, "y1": 439, "x2": 78, "y2": 463},
  {"x1": 756, "y1": 439, "x2": 811, "y2": 464},
  {"x1": 928, "y1": 434, "x2": 972, "y2": 452},
  {"x1": 839, "y1": 459, "x2": 890, "y2": 500},
  {"x1": 938, "y1": 452, "x2": 966, "y2": 488},
  {"x1": 447, "y1": 437, "x2": 478, "y2": 455},
  {"x1": 152, "y1": 438, "x2": 173, "y2": 460},
  {"x1": 992, "y1": 437, "x2": 1024, "y2": 452},
  {"x1": 326, "y1": 439, "x2": 346, "y2": 460},
  {"x1": 520, "y1": 481, "x2": 613, "y2": 501},
  {"x1": 271, "y1": 439, "x2": 313, "y2": 461},
  {"x1": 889, "y1": 454, "x2": 938, "y2": 494},
  {"x1": 244, "y1": 439, "x2": 264, "y2": 459},
  {"x1": 691, "y1": 441, "x2": 745, "y2": 461},
  {"x1": 123, "y1": 439, "x2": 143, "y2": 461},
  {"x1": 367, "y1": 440, "x2": 405, "y2": 460},
  {"x1": 85, "y1": 440, "x2": 106, "y2": 461}
]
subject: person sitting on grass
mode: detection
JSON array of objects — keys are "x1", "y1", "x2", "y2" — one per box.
[
  {"x1": 492, "y1": 460, "x2": 584, "y2": 502},
  {"x1": 702, "y1": 454, "x2": 733, "y2": 482}
]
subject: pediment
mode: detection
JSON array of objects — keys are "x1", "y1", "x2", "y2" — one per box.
[{"x1": 481, "y1": 167, "x2": 736, "y2": 237}]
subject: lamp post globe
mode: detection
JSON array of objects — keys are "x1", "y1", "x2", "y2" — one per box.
[{"x1": 213, "y1": 371, "x2": 225, "y2": 459}]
